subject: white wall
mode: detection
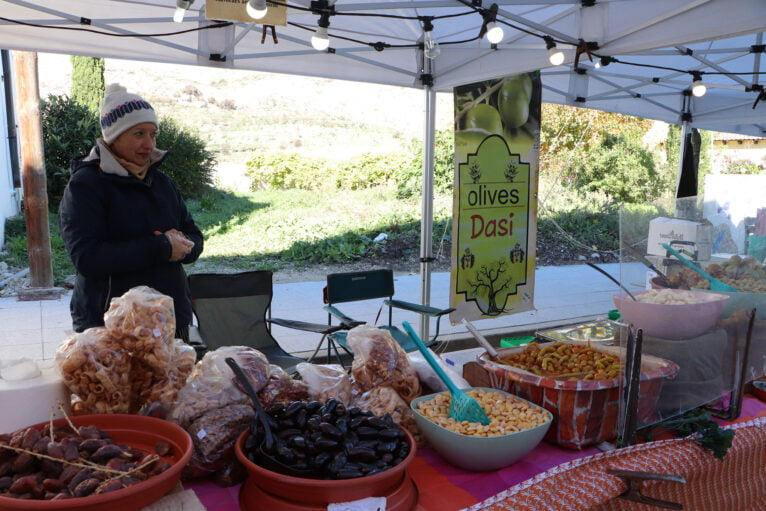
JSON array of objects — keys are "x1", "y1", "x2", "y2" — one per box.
[{"x1": 0, "y1": 57, "x2": 21, "y2": 247}]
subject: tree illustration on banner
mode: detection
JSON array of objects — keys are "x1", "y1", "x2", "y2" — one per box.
[{"x1": 450, "y1": 72, "x2": 540, "y2": 321}]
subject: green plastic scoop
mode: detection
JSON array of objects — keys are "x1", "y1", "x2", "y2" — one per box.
[
  {"x1": 402, "y1": 320, "x2": 490, "y2": 425},
  {"x1": 662, "y1": 243, "x2": 738, "y2": 293}
]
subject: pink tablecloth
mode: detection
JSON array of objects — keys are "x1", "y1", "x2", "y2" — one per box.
[{"x1": 187, "y1": 395, "x2": 766, "y2": 511}]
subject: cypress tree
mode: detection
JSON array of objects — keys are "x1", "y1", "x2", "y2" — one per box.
[{"x1": 70, "y1": 55, "x2": 105, "y2": 114}]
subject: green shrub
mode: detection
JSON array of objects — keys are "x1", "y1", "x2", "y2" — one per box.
[
  {"x1": 394, "y1": 129, "x2": 454, "y2": 199},
  {"x1": 41, "y1": 94, "x2": 100, "y2": 210},
  {"x1": 571, "y1": 133, "x2": 668, "y2": 203},
  {"x1": 4, "y1": 215, "x2": 26, "y2": 238},
  {"x1": 156, "y1": 117, "x2": 216, "y2": 199},
  {"x1": 246, "y1": 152, "x2": 329, "y2": 190}
]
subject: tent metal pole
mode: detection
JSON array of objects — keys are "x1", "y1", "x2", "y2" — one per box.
[
  {"x1": 675, "y1": 119, "x2": 690, "y2": 198},
  {"x1": 419, "y1": 84, "x2": 436, "y2": 341}
]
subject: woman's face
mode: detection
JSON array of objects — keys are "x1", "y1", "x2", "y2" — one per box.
[{"x1": 110, "y1": 122, "x2": 157, "y2": 166}]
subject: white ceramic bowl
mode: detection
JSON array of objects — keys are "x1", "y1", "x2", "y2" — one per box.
[
  {"x1": 410, "y1": 387, "x2": 552, "y2": 472},
  {"x1": 613, "y1": 289, "x2": 730, "y2": 339}
]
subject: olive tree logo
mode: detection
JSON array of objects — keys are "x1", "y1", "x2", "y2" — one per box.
[
  {"x1": 466, "y1": 259, "x2": 512, "y2": 315},
  {"x1": 469, "y1": 162, "x2": 481, "y2": 183}
]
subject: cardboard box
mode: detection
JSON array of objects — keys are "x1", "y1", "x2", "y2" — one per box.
[{"x1": 646, "y1": 217, "x2": 713, "y2": 261}]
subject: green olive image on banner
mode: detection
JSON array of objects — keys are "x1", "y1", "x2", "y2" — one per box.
[
  {"x1": 464, "y1": 103, "x2": 504, "y2": 135},
  {"x1": 497, "y1": 76, "x2": 532, "y2": 129},
  {"x1": 455, "y1": 128, "x2": 492, "y2": 162}
]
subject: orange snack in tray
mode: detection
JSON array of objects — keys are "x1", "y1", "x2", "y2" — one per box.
[{"x1": 498, "y1": 341, "x2": 621, "y2": 381}]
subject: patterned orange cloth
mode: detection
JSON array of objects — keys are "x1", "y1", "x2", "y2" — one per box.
[{"x1": 466, "y1": 417, "x2": 766, "y2": 511}]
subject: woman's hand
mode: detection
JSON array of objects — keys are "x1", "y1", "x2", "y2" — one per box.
[{"x1": 155, "y1": 229, "x2": 195, "y2": 262}]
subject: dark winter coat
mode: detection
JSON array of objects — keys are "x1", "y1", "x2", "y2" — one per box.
[{"x1": 58, "y1": 141, "x2": 203, "y2": 332}]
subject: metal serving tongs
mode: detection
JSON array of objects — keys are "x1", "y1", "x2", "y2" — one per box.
[{"x1": 461, "y1": 318, "x2": 500, "y2": 362}]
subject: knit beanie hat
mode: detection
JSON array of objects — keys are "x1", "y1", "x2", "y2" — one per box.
[{"x1": 99, "y1": 83, "x2": 158, "y2": 144}]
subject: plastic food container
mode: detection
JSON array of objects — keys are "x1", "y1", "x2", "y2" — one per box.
[
  {"x1": 0, "y1": 414, "x2": 193, "y2": 511},
  {"x1": 478, "y1": 346, "x2": 679, "y2": 449}
]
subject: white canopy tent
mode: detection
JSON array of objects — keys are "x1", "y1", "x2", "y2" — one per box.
[{"x1": 1, "y1": 0, "x2": 764, "y2": 332}]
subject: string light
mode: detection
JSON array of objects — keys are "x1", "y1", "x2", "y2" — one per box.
[
  {"x1": 595, "y1": 56, "x2": 612, "y2": 69},
  {"x1": 246, "y1": 0, "x2": 268, "y2": 20},
  {"x1": 311, "y1": 12, "x2": 331, "y2": 51},
  {"x1": 545, "y1": 36, "x2": 565, "y2": 66},
  {"x1": 421, "y1": 17, "x2": 440, "y2": 59},
  {"x1": 691, "y1": 72, "x2": 707, "y2": 97},
  {"x1": 173, "y1": 0, "x2": 193, "y2": 23},
  {"x1": 485, "y1": 22, "x2": 503, "y2": 44},
  {"x1": 479, "y1": 5, "x2": 503, "y2": 45}
]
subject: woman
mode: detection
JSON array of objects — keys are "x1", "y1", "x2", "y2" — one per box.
[{"x1": 58, "y1": 83, "x2": 204, "y2": 341}]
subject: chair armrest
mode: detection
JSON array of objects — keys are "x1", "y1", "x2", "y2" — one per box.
[
  {"x1": 268, "y1": 317, "x2": 344, "y2": 335},
  {"x1": 385, "y1": 299, "x2": 455, "y2": 317},
  {"x1": 322, "y1": 305, "x2": 366, "y2": 328}
]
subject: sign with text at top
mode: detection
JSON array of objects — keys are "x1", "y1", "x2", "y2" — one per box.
[
  {"x1": 206, "y1": 0, "x2": 287, "y2": 26},
  {"x1": 450, "y1": 72, "x2": 541, "y2": 323}
]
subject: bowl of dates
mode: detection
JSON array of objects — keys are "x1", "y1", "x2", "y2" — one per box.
[{"x1": 0, "y1": 414, "x2": 192, "y2": 510}]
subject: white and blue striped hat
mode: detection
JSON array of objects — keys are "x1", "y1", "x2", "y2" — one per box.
[{"x1": 99, "y1": 83, "x2": 158, "y2": 144}]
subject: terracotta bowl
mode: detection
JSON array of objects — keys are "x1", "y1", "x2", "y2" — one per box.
[
  {"x1": 234, "y1": 427, "x2": 416, "y2": 510},
  {"x1": 0, "y1": 414, "x2": 193, "y2": 511}
]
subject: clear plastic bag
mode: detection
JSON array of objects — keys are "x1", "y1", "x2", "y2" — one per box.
[
  {"x1": 54, "y1": 327, "x2": 132, "y2": 414},
  {"x1": 103, "y1": 285, "x2": 175, "y2": 371},
  {"x1": 168, "y1": 346, "x2": 271, "y2": 428},
  {"x1": 296, "y1": 363, "x2": 352, "y2": 405},
  {"x1": 131, "y1": 339, "x2": 197, "y2": 414},
  {"x1": 348, "y1": 325, "x2": 421, "y2": 404},
  {"x1": 257, "y1": 364, "x2": 310, "y2": 407},
  {"x1": 353, "y1": 385, "x2": 422, "y2": 445}
]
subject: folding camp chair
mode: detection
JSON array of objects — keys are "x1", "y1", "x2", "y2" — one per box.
[
  {"x1": 323, "y1": 269, "x2": 455, "y2": 355},
  {"x1": 188, "y1": 270, "x2": 317, "y2": 374}
]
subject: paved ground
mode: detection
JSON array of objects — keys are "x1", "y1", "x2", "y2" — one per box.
[{"x1": 0, "y1": 263, "x2": 645, "y2": 362}]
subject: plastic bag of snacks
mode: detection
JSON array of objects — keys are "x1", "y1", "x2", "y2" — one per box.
[
  {"x1": 168, "y1": 346, "x2": 271, "y2": 428},
  {"x1": 130, "y1": 339, "x2": 196, "y2": 414},
  {"x1": 256, "y1": 365, "x2": 309, "y2": 407},
  {"x1": 103, "y1": 285, "x2": 176, "y2": 371},
  {"x1": 347, "y1": 325, "x2": 421, "y2": 404},
  {"x1": 296, "y1": 363, "x2": 352, "y2": 405},
  {"x1": 353, "y1": 385, "x2": 422, "y2": 445},
  {"x1": 183, "y1": 403, "x2": 255, "y2": 485},
  {"x1": 55, "y1": 327, "x2": 132, "y2": 414}
]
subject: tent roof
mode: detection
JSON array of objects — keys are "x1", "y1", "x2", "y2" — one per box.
[{"x1": 1, "y1": 0, "x2": 765, "y2": 134}]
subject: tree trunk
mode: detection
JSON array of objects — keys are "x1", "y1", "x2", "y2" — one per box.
[{"x1": 11, "y1": 50, "x2": 54, "y2": 290}]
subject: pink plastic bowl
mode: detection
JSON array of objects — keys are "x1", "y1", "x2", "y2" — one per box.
[{"x1": 613, "y1": 289, "x2": 730, "y2": 339}]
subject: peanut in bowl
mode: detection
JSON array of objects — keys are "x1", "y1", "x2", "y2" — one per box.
[{"x1": 410, "y1": 388, "x2": 552, "y2": 471}]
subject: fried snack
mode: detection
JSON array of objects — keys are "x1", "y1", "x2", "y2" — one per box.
[
  {"x1": 296, "y1": 363, "x2": 352, "y2": 405},
  {"x1": 55, "y1": 327, "x2": 132, "y2": 414},
  {"x1": 130, "y1": 340, "x2": 196, "y2": 413},
  {"x1": 347, "y1": 325, "x2": 422, "y2": 404},
  {"x1": 104, "y1": 285, "x2": 176, "y2": 370},
  {"x1": 257, "y1": 365, "x2": 310, "y2": 407},
  {"x1": 498, "y1": 341, "x2": 621, "y2": 381},
  {"x1": 415, "y1": 389, "x2": 549, "y2": 437}
]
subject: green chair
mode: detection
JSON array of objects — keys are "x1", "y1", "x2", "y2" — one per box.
[
  {"x1": 323, "y1": 269, "x2": 455, "y2": 355},
  {"x1": 188, "y1": 270, "x2": 338, "y2": 373}
]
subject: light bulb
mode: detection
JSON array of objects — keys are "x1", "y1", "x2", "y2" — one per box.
[
  {"x1": 692, "y1": 78, "x2": 707, "y2": 97},
  {"x1": 485, "y1": 22, "x2": 504, "y2": 44},
  {"x1": 173, "y1": 7, "x2": 186, "y2": 23},
  {"x1": 311, "y1": 26, "x2": 330, "y2": 51},
  {"x1": 246, "y1": 0, "x2": 268, "y2": 20},
  {"x1": 424, "y1": 30, "x2": 440, "y2": 59},
  {"x1": 173, "y1": 0, "x2": 192, "y2": 23},
  {"x1": 548, "y1": 46, "x2": 565, "y2": 66}
]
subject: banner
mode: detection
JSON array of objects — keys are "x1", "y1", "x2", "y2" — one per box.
[
  {"x1": 206, "y1": 0, "x2": 287, "y2": 26},
  {"x1": 450, "y1": 72, "x2": 541, "y2": 323}
]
